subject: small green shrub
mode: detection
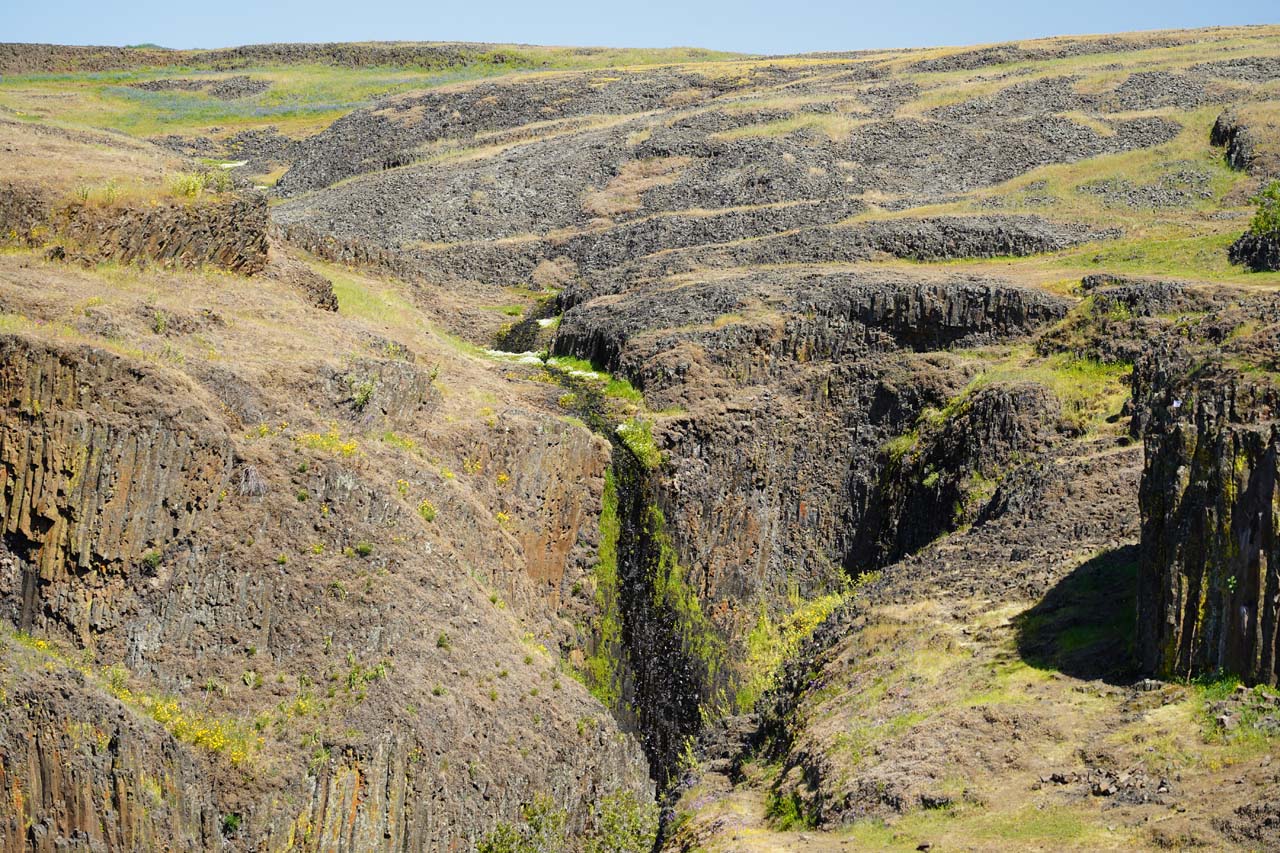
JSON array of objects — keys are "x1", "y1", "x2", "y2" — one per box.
[
  {"x1": 418, "y1": 499, "x2": 437, "y2": 522},
  {"x1": 170, "y1": 172, "x2": 206, "y2": 198},
  {"x1": 221, "y1": 813, "x2": 242, "y2": 834},
  {"x1": 616, "y1": 418, "x2": 662, "y2": 469},
  {"x1": 354, "y1": 541, "x2": 373, "y2": 557},
  {"x1": 764, "y1": 790, "x2": 815, "y2": 831},
  {"x1": 349, "y1": 377, "x2": 375, "y2": 411},
  {"x1": 584, "y1": 790, "x2": 659, "y2": 853},
  {"x1": 478, "y1": 795, "x2": 568, "y2": 853},
  {"x1": 1249, "y1": 180, "x2": 1280, "y2": 238},
  {"x1": 169, "y1": 169, "x2": 233, "y2": 199},
  {"x1": 436, "y1": 632, "x2": 451, "y2": 650}
]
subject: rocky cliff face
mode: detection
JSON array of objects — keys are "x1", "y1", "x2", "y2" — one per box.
[
  {"x1": 0, "y1": 336, "x2": 233, "y2": 642},
  {"x1": 7, "y1": 25, "x2": 1280, "y2": 851},
  {"x1": 1134, "y1": 299, "x2": 1280, "y2": 683},
  {"x1": 1, "y1": 184, "x2": 270, "y2": 275},
  {"x1": 0, "y1": 646, "x2": 220, "y2": 852},
  {"x1": 50, "y1": 195, "x2": 269, "y2": 274},
  {"x1": 0, "y1": 256, "x2": 655, "y2": 850},
  {"x1": 548, "y1": 269, "x2": 1073, "y2": 780},
  {"x1": 1230, "y1": 232, "x2": 1280, "y2": 273}
]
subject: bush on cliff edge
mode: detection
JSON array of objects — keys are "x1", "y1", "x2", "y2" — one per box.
[{"x1": 1229, "y1": 180, "x2": 1280, "y2": 271}]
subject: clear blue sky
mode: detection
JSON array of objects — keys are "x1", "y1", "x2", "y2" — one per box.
[{"x1": 4, "y1": 0, "x2": 1277, "y2": 55}]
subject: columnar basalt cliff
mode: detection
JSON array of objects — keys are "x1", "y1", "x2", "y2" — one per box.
[
  {"x1": 0, "y1": 269, "x2": 654, "y2": 850},
  {"x1": 0, "y1": 336, "x2": 234, "y2": 640},
  {"x1": 0, "y1": 183, "x2": 269, "y2": 274},
  {"x1": 1134, "y1": 300, "x2": 1280, "y2": 684},
  {"x1": 50, "y1": 195, "x2": 270, "y2": 274}
]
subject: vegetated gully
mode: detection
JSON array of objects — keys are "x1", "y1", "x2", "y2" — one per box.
[
  {"x1": 518, "y1": 341, "x2": 874, "y2": 843},
  {"x1": 536, "y1": 363, "x2": 715, "y2": 792},
  {"x1": 525, "y1": 345, "x2": 860, "y2": 842}
]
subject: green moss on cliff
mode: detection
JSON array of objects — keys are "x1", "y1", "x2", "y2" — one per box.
[
  {"x1": 644, "y1": 503, "x2": 727, "y2": 709},
  {"x1": 736, "y1": 589, "x2": 845, "y2": 713},
  {"x1": 583, "y1": 469, "x2": 625, "y2": 710},
  {"x1": 617, "y1": 418, "x2": 663, "y2": 469}
]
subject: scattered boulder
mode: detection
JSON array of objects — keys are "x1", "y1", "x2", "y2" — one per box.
[
  {"x1": 1211, "y1": 109, "x2": 1258, "y2": 173},
  {"x1": 1230, "y1": 231, "x2": 1280, "y2": 272}
]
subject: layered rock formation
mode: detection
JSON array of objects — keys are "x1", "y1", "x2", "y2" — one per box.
[{"x1": 0, "y1": 183, "x2": 270, "y2": 275}]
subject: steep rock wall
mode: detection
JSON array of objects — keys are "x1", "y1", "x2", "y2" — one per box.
[
  {"x1": 1134, "y1": 301, "x2": 1280, "y2": 683},
  {"x1": 0, "y1": 183, "x2": 269, "y2": 274},
  {"x1": 0, "y1": 649, "x2": 219, "y2": 853},
  {"x1": 850, "y1": 382, "x2": 1063, "y2": 566},
  {"x1": 0, "y1": 332, "x2": 655, "y2": 850},
  {"x1": 0, "y1": 335, "x2": 233, "y2": 642},
  {"x1": 50, "y1": 195, "x2": 269, "y2": 274}
]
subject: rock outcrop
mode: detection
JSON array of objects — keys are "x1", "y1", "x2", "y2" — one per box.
[
  {"x1": 0, "y1": 335, "x2": 233, "y2": 641},
  {"x1": 0, "y1": 181, "x2": 53, "y2": 245},
  {"x1": 1212, "y1": 109, "x2": 1258, "y2": 173},
  {"x1": 49, "y1": 195, "x2": 270, "y2": 274},
  {"x1": 1230, "y1": 231, "x2": 1280, "y2": 272},
  {"x1": 1134, "y1": 298, "x2": 1280, "y2": 683},
  {"x1": 2, "y1": 183, "x2": 271, "y2": 275}
]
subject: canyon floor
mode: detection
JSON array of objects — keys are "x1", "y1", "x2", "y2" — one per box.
[{"x1": 1, "y1": 26, "x2": 1280, "y2": 852}]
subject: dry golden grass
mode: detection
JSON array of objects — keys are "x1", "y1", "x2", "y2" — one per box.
[
  {"x1": 0, "y1": 118, "x2": 187, "y2": 194},
  {"x1": 712, "y1": 112, "x2": 870, "y2": 143},
  {"x1": 582, "y1": 156, "x2": 691, "y2": 217}
]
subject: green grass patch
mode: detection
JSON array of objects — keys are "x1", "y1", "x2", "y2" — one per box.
[
  {"x1": 582, "y1": 469, "x2": 625, "y2": 709},
  {"x1": 764, "y1": 791, "x2": 816, "y2": 831},
  {"x1": 381, "y1": 431, "x2": 419, "y2": 452},
  {"x1": 604, "y1": 376, "x2": 644, "y2": 403},
  {"x1": 616, "y1": 417, "x2": 663, "y2": 469},
  {"x1": 1193, "y1": 674, "x2": 1280, "y2": 751},
  {"x1": 735, "y1": 589, "x2": 845, "y2": 712},
  {"x1": 323, "y1": 264, "x2": 418, "y2": 324}
]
